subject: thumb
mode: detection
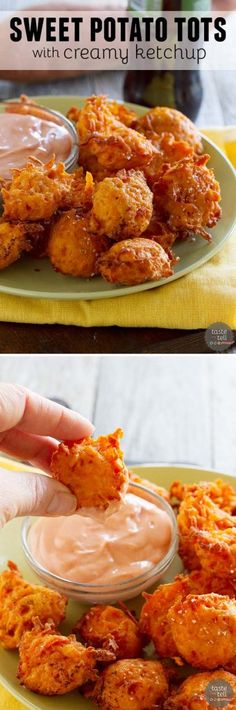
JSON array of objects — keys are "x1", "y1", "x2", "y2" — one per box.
[{"x1": 0, "y1": 468, "x2": 77, "y2": 528}]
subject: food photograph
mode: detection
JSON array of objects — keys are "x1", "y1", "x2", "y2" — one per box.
[
  {"x1": 0, "y1": 354, "x2": 236, "y2": 710},
  {"x1": 0, "y1": 1, "x2": 235, "y2": 353}
]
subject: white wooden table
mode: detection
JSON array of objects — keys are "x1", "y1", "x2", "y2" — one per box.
[{"x1": 0, "y1": 355, "x2": 235, "y2": 475}]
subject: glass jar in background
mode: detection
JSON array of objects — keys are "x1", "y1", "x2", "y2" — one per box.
[{"x1": 124, "y1": 0, "x2": 211, "y2": 121}]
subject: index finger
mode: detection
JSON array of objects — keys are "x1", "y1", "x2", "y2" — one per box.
[{"x1": 0, "y1": 383, "x2": 94, "y2": 439}]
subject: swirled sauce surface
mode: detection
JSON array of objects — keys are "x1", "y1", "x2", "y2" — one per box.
[
  {"x1": 0, "y1": 113, "x2": 73, "y2": 179},
  {"x1": 29, "y1": 492, "x2": 173, "y2": 584}
]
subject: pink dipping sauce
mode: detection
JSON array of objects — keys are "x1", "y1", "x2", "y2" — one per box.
[
  {"x1": 0, "y1": 113, "x2": 73, "y2": 179},
  {"x1": 29, "y1": 492, "x2": 173, "y2": 585}
]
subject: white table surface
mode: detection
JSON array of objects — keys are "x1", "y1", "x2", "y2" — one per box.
[{"x1": 0, "y1": 355, "x2": 235, "y2": 475}]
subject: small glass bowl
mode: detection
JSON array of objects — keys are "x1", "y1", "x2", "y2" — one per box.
[
  {"x1": 21, "y1": 482, "x2": 178, "y2": 604},
  {"x1": 4, "y1": 102, "x2": 79, "y2": 173},
  {"x1": 41, "y1": 106, "x2": 79, "y2": 172}
]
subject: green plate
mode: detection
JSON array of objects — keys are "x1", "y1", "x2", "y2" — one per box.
[
  {"x1": 0, "y1": 463, "x2": 235, "y2": 710},
  {"x1": 0, "y1": 96, "x2": 235, "y2": 300}
]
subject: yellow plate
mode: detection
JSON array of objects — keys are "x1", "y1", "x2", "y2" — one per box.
[
  {"x1": 0, "y1": 463, "x2": 235, "y2": 709},
  {"x1": 0, "y1": 97, "x2": 235, "y2": 300}
]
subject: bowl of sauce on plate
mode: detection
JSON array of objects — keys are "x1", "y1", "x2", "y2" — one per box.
[
  {"x1": 22, "y1": 482, "x2": 178, "y2": 603},
  {"x1": 0, "y1": 105, "x2": 78, "y2": 179}
]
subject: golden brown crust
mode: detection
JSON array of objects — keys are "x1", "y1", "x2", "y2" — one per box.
[
  {"x1": 153, "y1": 155, "x2": 221, "y2": 240},
  {"x1": 139, "y1": 569, "x2": 235, "y2": 660},
  {"x1": 143, "y1": 133, "x2": 194, "y2": 188},
  {"x1": 84, "y1": 658, "x2": 169, "y2": 710},
  {"x1": 75, "y1": 605, "x2": 143, "y2": 660},
  {"x1": 2, "y1": 158, "x2": 94, "y2": 222},
  {"x1": 90, "y1": 169, "x2": 153, "y2": 240},
  {"x1": 17, "y1": 621, "x2": 99, "y2": 695},
  {"x1": 50, "y1": 428, "x2": 129, "y2": 510},
  {"x1": 68, "y1": 95, "x2": 155, "y2": 176},
  {"x1": 171, "y1": 478, "x2": 236, "y2": 514},
  {"x1": 98, "y1": 237, "x2": 173, "y2": 286},
  {"x1": 0, "y1": 562, "x2": 67, "y2": 650},
  {"x1": 169, "y1": 593, "x2": 236, "y2": 669},
  {"x1": 176, "y1": 482, "x2": 236, "y2": 577},
  {"x1": 136, "y1": 107, "x2": 203, "y2": 154},
  {"x1": 48, "y1": 209, "x2": 109, "y2": 278},
  {"x1": 0, "y1": 221, "x2": 27, "y2": 268},
  {"x1": 68, "y1": 99, "x2": 137, "y2": 130},
  {"x1": 164, "y1": 670, "x2": 236, "y2": 710}
]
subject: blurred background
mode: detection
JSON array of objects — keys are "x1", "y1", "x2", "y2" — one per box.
[{"x1": 0, "y1": 355, "x2": 235, "y2": 474}]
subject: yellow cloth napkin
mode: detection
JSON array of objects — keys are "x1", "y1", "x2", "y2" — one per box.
[{"x1": 0, "y1": 127, "x2": 236, "y2": 330}]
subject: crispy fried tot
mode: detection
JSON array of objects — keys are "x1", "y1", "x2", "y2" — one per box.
[
  {"x1": 171, "y1": 478, "x2": 236, "y2": 514},
  {"x1": 164, "y1": 670, "x2": 236, "y2": 710},
  {"x1": 136, "y1": 107, "x2": 203, "y2": 154},
  {"x1": 0, "y1": 221, "x2": 27, "y2": 268},
  {"x1": 177, "y1": 486, "x2": 236, "y2": 576},
  {"x1": 66, "y1": 168, "x2": 94, "y2": 212},
  {"x1": 0, "y1": 562, "x2": 66, "y2": 650},
  {"x1": 50, "y1": 428, "x2": 129, "y2": 511},
  {"x1": 75, "y1": 605, "x2": 143, "y2": 660},
  {"x1": 143, "y1": 133, "x2": 194, "y2": 188},
  {"x1": 169, "y1": 593, "x2": 236, "y2": 669},
  {"x1": 90, "y1": 169, "x2": 153, "y2": 239},
  {"x1": 17, "y1": 620, "x2": 114, "y2": 695},
  {"x1": 68, "y1": 100, "x2": 137, "y2": 129},
  {"x1": 48, "y1": 209, "x2": 109, "y2": 278},
  {"x1": 153, "y1": 155, "x2": 221, "y2": 240},
  {"x1": 84, "y1": 658, "x2": 169, "y2": 710},
  {"x1": 68, "y1": 96, "x2": 154, "y2": 175},
  {"x1": 139, "y1": 570, "x2": 235, "y2": 659},
  {"x1": 2, "y1": 158, "x2": 94, "y2": 222},
  {"x1": 98, "y1": 237, "x2": 173, "y2": 286},
  {"x1": 108, "y1": 101, "x2": 137, "y2": 128}
]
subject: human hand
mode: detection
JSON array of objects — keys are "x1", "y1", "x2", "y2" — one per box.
[{"x1": 0, "y1": 383, "x2": 94, "y2": 527}]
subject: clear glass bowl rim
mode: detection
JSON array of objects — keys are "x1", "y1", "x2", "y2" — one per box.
[
  {"x1": 21, "y1": 482, "x2": 178, "y2": 593},
  {"x1": 7, "y1": 102, "x2": 79, "y2": 169},
  {"x1": 44, "y1": 106, "x2": 79, "y2": 169}
]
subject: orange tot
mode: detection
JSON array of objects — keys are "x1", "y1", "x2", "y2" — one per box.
[
  {"x1": 84, "y1": 658, "x2": 169, "y2": 710},
  {"x1": 98, "y1": 237, "x2": 173, "y2": 286},
  {"x1": 139, "y1": 569, "x2": 236, "y2": 660},
  {"x1": 48, "y1": 210, "x2": 109, "y2": 278},
  {"x1": 0, "y1": 561, "x2": 66, "y2": 650},
  {"x1": 165, "y1": 670, "x2": 236, "y2": 710},
  {"x1": 0, "y1": 221, "x2": 27, "y2": 269},
  {"x1": 2, "y1": 158, "x2": 94, "y2": 222},
  {"x1": 17, "y1": 620, "x2": 114, "y2": 696},
  {"x1": 75, "y1": 605, "x2": 143, "y2": 660},
  {"x1": 168, "y1": 593, "x2": 236, "y2": 670},
  {"x1": 50, "y1": 428, "x2": 129, "y2": 511}
]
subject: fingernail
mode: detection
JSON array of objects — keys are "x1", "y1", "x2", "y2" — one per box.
[{"x1": 46, "y1": 492, "x2": 77, "y2": 516}]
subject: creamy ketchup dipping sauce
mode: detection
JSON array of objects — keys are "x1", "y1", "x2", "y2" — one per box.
[
  {"x1": 0, "y1": 113, "x2": 73, "y2": 179},
  {"x1": 29, "y1": 493, "x2": 173, "y2": 585}
]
